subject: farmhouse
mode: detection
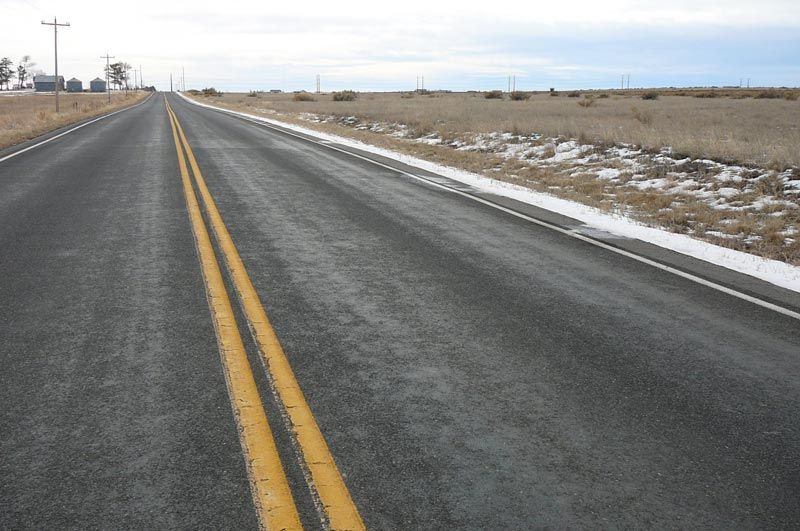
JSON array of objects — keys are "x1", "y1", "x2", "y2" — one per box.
[
  {"x1": 66, "y1": 78, "x2": 83, "y2": 92},
  {"x1": 33, "y1": 75, "x2": 65, "y2": 92}
]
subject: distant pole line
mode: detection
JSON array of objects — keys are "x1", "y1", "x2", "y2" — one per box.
[
  {"x1": 100, "y1": 53, "x2": 114, "y2": 103},
  {"x1": 41, "y1": 17, "x2": 70, "y2": 113}
]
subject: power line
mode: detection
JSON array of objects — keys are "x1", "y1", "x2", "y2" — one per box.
[
  {"x1": 41, "y1": 17, "x2": 69, "y2": 113},
  {"x1": 100, "y1": 53, "x2": 114, "y2": 103}
]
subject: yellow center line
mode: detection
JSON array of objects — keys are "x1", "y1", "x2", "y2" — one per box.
[
  {"x1": 166, "y1": 98, "x2": 366, "y2": 531},
  {"x1": 165, "y1": 96, "x2": 302, "y2": 531}
]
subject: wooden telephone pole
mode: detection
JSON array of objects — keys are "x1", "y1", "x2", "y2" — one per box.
[
  {"x1": 41, "y1": 17, "x2": 70, "y2": 112},
  {"x1": 100, "y1": 53, "x2": 114, "y2": 103}
]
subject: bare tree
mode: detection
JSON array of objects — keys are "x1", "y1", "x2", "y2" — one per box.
[
  {"x1": 122, "y1": 62, "x2": 131, "y2": 91},
  {"x1": 16, "y1": 55, "x2": 34, "y2": 89}
]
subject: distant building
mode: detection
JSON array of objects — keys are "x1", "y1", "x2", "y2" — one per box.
[
  {"x1": 33, "y1": 75, "x2": 64, "y2": 92},
  {"x1": 269, "y1": 89, "x2": 282, "y2": 93},
  {"x1": 66, "y1": 78, "x2": 83, "y2": 92},
  {"x1": 90, "y1": 78, "x2": 106, "y2": 92}
]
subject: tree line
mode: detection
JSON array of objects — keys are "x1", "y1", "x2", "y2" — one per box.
[{"x1": 0, "y1": 55, "x2": 35, "y2": 90}]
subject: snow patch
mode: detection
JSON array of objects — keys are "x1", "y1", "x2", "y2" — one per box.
[{"x1": 596, "y1": 168, "x2": 621, "y2": 180}]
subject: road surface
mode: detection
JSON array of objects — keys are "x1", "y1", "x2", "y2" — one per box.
[{"x1": 1, "y1": 92, "x2": 799, "y2": 529}]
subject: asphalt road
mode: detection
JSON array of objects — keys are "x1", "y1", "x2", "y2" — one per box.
[{"x1": 2, "y1": 92, "x2": 799, "y2": 529}]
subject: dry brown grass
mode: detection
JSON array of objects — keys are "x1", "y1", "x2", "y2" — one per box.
[
  {"x1": 201, "y1": 90, "x2": 800, "y2": 169},
  {"x1": 0, "y1": 91, "x2": 148, "y2": 150}
]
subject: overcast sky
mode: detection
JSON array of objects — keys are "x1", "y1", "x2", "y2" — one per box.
[{"x1": 2, "y1": 0, "x2": 798, "y2": 91}]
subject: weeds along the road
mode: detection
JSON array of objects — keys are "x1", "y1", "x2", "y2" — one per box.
[
  {"x1": 188, "y1": 89, "x2": 800, "y2": 265},
  {"x1": 211, "y1": 89, "x2": 800, "y2": 169},
  {"x1": 0, "y1": 91, "x2": 148, "y2": 150}
]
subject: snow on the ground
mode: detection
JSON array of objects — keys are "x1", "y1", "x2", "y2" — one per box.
[
  {"x1": 179, "y1": 93, "x2": 800, "y2": 293},
  {"x1": 289, "y1": 112, "x2": 799, "y2": 218},
  {"x1": 0, "y1": 89, "x2": 36, "y2": 97}
]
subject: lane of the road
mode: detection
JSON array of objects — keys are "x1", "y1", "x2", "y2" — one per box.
[{"x1": 2, "y1": 92, "x2": 799, "y2": 529}]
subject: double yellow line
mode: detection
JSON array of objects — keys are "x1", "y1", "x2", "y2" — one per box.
[{"x1": 165, "y1": 96, "x2": 365, "y2": 531}]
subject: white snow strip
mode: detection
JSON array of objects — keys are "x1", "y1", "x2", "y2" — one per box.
[{"x1": 178, "y1": 93, "x2": 800, "y2": 294}]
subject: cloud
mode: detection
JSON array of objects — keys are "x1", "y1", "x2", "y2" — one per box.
[{"x1": 1, "y1": 0, "x2": 798, "y2": 90}]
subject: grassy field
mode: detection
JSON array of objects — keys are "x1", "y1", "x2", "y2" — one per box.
[
  {"x1": 212, "y1": 89, "x2": 800, "y2": 169},
  {"x1": 0, "y1": 91, "x2": 149, "y2": 150},
  {"x1": 189, "y1": 89, "x2": 800, "y2": 264}
]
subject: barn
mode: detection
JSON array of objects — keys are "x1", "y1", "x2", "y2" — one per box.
[
  {"x1": 90, "y1": 77, "x2": 106, "y2": 92},
  {"x1": 33, "y1": 75, "x2": 65, "y2": 92},
  {"x1": 66, "y1": 78, "x2": 83, "y2": 92}
]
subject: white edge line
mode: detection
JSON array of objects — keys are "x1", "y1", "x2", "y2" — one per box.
[
  {"x1": 176, "y1": 92, "x2": 800, "y2": 321},
  {"x1": 0, "y1": 92, "x2": 154, "y2": 164}
]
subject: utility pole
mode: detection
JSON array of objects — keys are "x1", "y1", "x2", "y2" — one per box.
[
  {"x1": 316, "y1": 74, "x2": 320, "y2": 94},
  {"x1": 41, "y1": 17, "x2": 70, "y2": 113},
  {"x1": 100, "y1": 53, "x2": 114, "y2": 103},
  {"x1": 422, "y1": 76, "x2": 424, "y2": 91},
  {"x1": 621, "y1": 75, "x2": 624, "y2": 90},
  {"x1": 139, "y1": 65, "x2": 143, "y2": 89},
  {"x1": 512, "y1": 75, "x2": 516, "y2": 92},
  {"x1": 133, "y1": 69, "x2": 137, "y2": 90},
  {"x1": 182, "y1": 67, "x2": 185, "y2": 91},
  {"x1": 170, "y1": 73, "x2": 173, "y2": 92},
  {"x1": 627, "y1": 74, "x2": 630, "y2": 90}
]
